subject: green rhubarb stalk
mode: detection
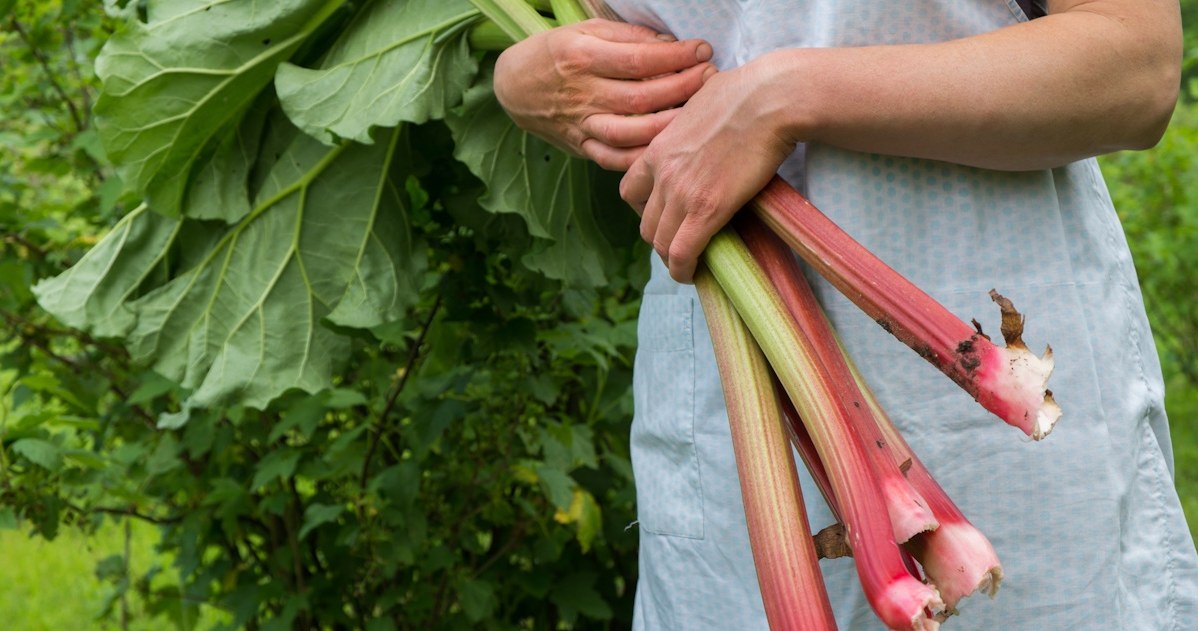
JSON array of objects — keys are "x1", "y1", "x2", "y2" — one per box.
[
  {"x1": 737, "y1": 214, "x2": 938, "y2": 545},
  {"x1": 577, "y1": 0, "x2": 622, "y2": 21},
  {"x1": 469, "y1": 19, "x2": 518, "y2": 50},
  {"x1": 752, "y1": 177, "x2": 1061, "y2": 440},
  {"x1": 695, "y1": 269, "x2": 839, "y2": 631},
  {"x1": 704, "y1": 229, "x2": 944, "y2": 631},
  {"x1": 469, "y1": 0, "x2": 553, "y2": 40},
  {"x1": 549, "y1": 0, "x2": 590, "y2": 25}
]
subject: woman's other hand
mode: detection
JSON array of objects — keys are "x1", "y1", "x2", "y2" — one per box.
[{"x1": 493, "y1": 19, "x2": 715, "y2": 172}]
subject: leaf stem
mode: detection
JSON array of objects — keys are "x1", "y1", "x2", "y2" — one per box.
[
  {"x1": 468, "y1": 0, "x2": 553, "y2": 40},
  {"x1": 550, "y1": 0, "x2": 590, "y2": 25}
]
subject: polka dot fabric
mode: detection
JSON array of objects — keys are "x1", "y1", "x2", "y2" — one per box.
[{"x1": 612, "y1": 1, "x2": 1198, "y2": 629}]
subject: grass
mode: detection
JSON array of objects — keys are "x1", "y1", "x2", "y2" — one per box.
[{"x1": 0, "y1": 520, "x2": 226, "y2": 631}]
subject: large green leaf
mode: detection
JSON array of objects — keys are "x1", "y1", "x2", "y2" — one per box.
[
  {"x1": 276, "y1": 0, "x2": 480, "y2": 144},
  {"x1": 180, "y1": 93, "x2": 272, "y2": 223},
  {"x1": 93, "y1": 0, "x2": 347, "y2": 217},
  {"x1": 36, "y1": 125, "x2": 424, "y2": 413},
  {"x1": 447, "y1": 67, "x2": 632, "y2": 287},
  {"x1": 33, "y1": 205, "x2": 179, "y2": 337}
]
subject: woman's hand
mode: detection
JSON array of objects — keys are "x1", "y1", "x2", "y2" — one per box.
[
  {"x1": 620, "y1": 56, "x2": 799, "y2": 283},
  {"x1": 493, "y1": 19, "x2": 715, "y2": 171}
]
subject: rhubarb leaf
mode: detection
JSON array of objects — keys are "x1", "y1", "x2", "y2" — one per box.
[
  {"x1": 36, "y1": 125, "x2": 424, "y2": 413},
  {"x1": 276, "y1": 0, "x2": 480, "y2": 145},
  {"x1": 33, "y1": 205, "x2": 179, "y2": 338},
  {"x1": 447, "y1": 65, "x2": 634, "y2": 287},
  {"x1": 93, "y1": 0, "x2": 346, "y2": 217},
  {"x1": 181, "y1": 94, "x2": 273, "y2": 223}
]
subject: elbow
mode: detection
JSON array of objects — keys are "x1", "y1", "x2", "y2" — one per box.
[
  {"x1": 1122, "y1": 23, "x2": 1183, "y2": 151},
  {"x1": 1078, "y1": 2, "x2": 1184, "y2": 152},
  {"x1": 1123, "y1": 64, "x2": 1180, "y2": 151}
]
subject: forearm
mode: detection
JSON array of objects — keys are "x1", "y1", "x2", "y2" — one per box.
[{"x1": 759, "y1": 1, "x2": 1182, "y2": 170}]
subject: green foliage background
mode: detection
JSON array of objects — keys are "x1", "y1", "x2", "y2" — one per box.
[
  {"x1": 1, "y1": 1, "x2": 1196, "y2": 629},
  {"x1": 3, "y1": 1, "x2": 642, "y2": 628}
]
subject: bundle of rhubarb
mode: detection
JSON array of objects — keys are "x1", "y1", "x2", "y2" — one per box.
[
  {"x1": 470, "y1": 1, "x2": 1061, "y2": 629},
  {"x1": 699, "y1": 207, "x2": 1057, "y2": 630}
]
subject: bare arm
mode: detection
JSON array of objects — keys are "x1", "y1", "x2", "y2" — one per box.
[
  {"x1": 770, "y1": 0, "x2": 1182, "y2": 170},
  {"x1": 622, "y1": 0, "x2": 1183, "y2": 282}
]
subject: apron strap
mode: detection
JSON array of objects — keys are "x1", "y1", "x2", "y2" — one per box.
[{"x1": 1015, "y1": 0, "x2": 1047, "y2": 19}]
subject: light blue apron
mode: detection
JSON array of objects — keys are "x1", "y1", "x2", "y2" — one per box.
[{"x1": 607, "y1": 1, "x2": 1198, "y2": 628}]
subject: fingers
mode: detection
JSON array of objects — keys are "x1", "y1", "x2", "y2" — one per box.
[
  {"x1": 575, "y1": 109, "x2": 681, "y2": 170},
  {"x1": 575, "y1": 19, "x2": 679, "y2": 44},
  {"x1": 579, "y1": 139, "x2": 645, "y2": 171},
  {"x1": 596, "y1": 62, "x2": 714, "y2": 115},
  {"x1": 620, "y1": 159, "x2": 653, "y2": 214},
  {"x1": 665, "y1": 213, "x2": 719, "y2": 283},
  {"x1": 585, "y1": 37, "x2": 713, "y2": 80},
  {"x1": 623, "y1": 159, "x2": 670, "y2": 261},
  {"x1": 623, "y1": 158, "x2": 730, "y2": 284},
  {"x1": 583, "y1": 109, "x2": 680, "y2": 148}
]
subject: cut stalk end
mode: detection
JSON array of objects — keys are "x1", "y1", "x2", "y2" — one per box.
[
  {"x1": 753, "y1": 178, "x2": 1062, "y2": 438},
  {"x1": 881, "y1": 474, "x2": 939, "y2": 544},
  {"x1": 908, "y1": 520, "x2": 1004, "y2": 611},
  {"x1": 877, "y1": 578, "x2": 945, "y2": 631}
]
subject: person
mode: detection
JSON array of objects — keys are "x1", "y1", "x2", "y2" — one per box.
[{"x1": 494, "y1": 1, "x2": 1198, "y2": 628}]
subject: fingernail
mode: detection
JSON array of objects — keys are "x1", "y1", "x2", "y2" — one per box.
[
  {"x1": 702, "y1": 65, "x2": 718, "y2": 81},
  {"x1": 656, "y1": 33, "x2": 677, "y2": 42},
  {"x1": 696, "y1": 42, "x2": 713, "y2": 62}
]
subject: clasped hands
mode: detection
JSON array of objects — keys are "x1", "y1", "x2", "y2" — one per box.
[{"x1": 494, "y1": 19, "x2": 798, "y2": 283}]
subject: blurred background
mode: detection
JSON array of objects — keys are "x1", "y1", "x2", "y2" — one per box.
[{"x1": 2, "y1": 1, "x2": 1196, "y2": 629}]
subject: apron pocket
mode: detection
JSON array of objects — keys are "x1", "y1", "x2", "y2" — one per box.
[{"x1": 631, "y1": 293, "x2": 704, "y2": 539}]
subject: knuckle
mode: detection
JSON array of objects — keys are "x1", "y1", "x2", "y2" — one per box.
[
  {"x1": 668, "y1": 241, "x2": 691, "y2": 264},
  {"x1": 574, "y1": 134, "x2": 595, "y2": 158},
  {"x1": 597, "y1": 154, "x2": 627, "y2": 172},
  {"x1": 640, "y1": 223, "x2": 655, "y2": 244},
  {"x1": 622, "y1": 88, "x2": 653, "y2": 114},
  {"x1": 687, "y1": 188, "x2": 720, "y2": 218},
  {"x1": 590, "y1": 116, "x2": 616, "y2": 143},
  {"x1": 623, "y1": 48, "x2": 648, "y2": 75},
  {"x1": 619, "y1": 179, "x2": 636, "y2": 204},
  {"x1": 620, "y1": 174, "x2": 648, "y2": 205},
  {"x1": 553, "y1": 44, "x2": 590, "y2": 75}
]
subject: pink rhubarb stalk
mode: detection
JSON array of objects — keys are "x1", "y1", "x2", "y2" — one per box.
[
  {"x1": 703, "y1": 229, "x2": 944, "y2": 631},
  {"x1": 846, "y1": 358, "x2": 1004, "y2": 613},
  {"x1": 695, "y1": 270, "x2": 839, "y2": 631},
  {"x1": 737, "y1": 215, "x2": 938, "y2": 545},
  {"x1": 752, "y1": 177, "x2": 1060, "y2": 439}
]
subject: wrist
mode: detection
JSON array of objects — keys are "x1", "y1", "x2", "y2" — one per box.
[{"x1": 746, "y1": 48, "x2": 823, "y2": 148}]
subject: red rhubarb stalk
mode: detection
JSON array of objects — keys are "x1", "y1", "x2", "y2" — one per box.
[
  {"x1": 752, "y1": 177, "x2": 1060, "y2": 439},
  {"x1": 695, "y1": 269, "x2": 839, "y2": 631},
  {"x1": 844, "y1": 356, "x2": 1004, "y2": 613},
  {"x1": 703, "y1": 229, "x2": 944, "y2": 631},
  {"x1": 737, "y1": 215, "x2": 938, "y2": 545}
]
